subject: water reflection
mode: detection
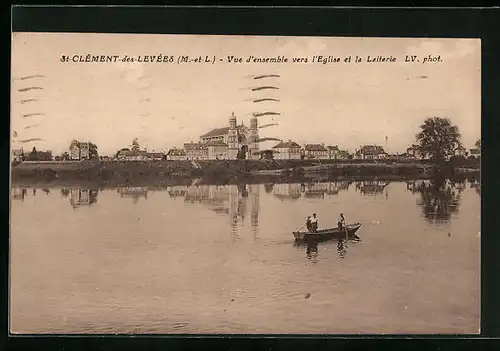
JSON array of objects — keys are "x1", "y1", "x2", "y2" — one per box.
[
  {"x1": 12, "y1": 188, "x2": 27, "y2": 201},
  {"x1": 11, "y1": 179, "x2": 477, "y2": 228},
  {"x1": 69, "y1": 189, "x2": 99, "y2": 208},
  {"x1": 414, "y1": 178, "x2": 461, "y2": 222},
  {"x1": 273, "y1": 181, "x2": 352, "y2": 201},
  {"x1": 294, "y1": 236, "x2": 361, "y2": 261},
  {"x1": 355, "y1": 180, "x2": 389, "y2": 197},
  {"x1": 179, "y1": 184, "x2": 260, "y2": 236},
  {"x1": 117, "y1": 187, "x2": 148, "y2": 204}
]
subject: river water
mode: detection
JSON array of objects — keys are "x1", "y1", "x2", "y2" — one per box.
[{"x1": 10, "y1": 179, "x2": 480, "y2": 334}]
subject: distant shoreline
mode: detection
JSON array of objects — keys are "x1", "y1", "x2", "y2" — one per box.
[{"x1": 10, "y1": 159, "x2": 479, "y2": 188}]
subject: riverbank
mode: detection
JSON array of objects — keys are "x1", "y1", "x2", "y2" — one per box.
[{"x1": 10, "y1": 160, "x2": 479, "y2": 188}]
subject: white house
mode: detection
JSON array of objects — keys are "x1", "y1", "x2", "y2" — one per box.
[
  {"x1": 166, "y1": 148, "x2": 187, "y2": 161},
  {"x1": 304, "y1": 144, "x2": 329, "y2": 159},
  {"x1": 272, "y1": 140, "x2": 301, "y2": 160},
  {"x1": 355, "y1": 145, "x2": 387, "y2": 160}
]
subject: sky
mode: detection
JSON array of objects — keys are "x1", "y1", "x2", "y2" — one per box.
[{"x1": 11, "y1": 33, "x2": 481, "y2": 156}]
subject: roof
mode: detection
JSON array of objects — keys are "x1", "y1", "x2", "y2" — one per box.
[
  {"x1": 167, "y1": 148, "x2": 186, "y2": 156},
  {"x1": 205, "y1": 140, "x2": 228, "y2": 147},
  {"x1": 147, "y1": 152, "x2": 164, "y2": 158},
  {"x1": 305, "y1": 144, "x2": 327, "y2": 151},
  {"x1": 357, "y1": 145, "x2": 386, "y2": 155},
  {"x1": 470, "y1": 148, "x2": 480, "y2": 155},
  {"x1": 200, "y1": 127, "x2": 230, "y2": 138},
  {"x1": 326, "y1": 145, "x2": 339, "y2": 151},
  {"x1": 273, "y1": 140, "x2": 301, "y2": 149},
  {"x1": 117, "y1": 150, "x2": 148, "y2": 157},
  {"x1": 184, "y1": 143, "x2": 208, "y2": 151}
]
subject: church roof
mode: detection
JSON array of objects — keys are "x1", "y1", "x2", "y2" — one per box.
[
  {"x1": 273, "y1": 140, "x2": 301, "y2": 149},
  {"x1": 200, "y1": 127, "x2": 230, "y2": 138}
]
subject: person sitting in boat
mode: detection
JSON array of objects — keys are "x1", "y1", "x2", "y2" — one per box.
[
  {"x1": 338, "y1": 213, "x2": 346, "y2": 230},
  {"x1": 310, "y1": 213, "x2": 318, "y2": 233},
  {"x1": 306, "y1": 216, "x2": 312, "y2": 232}
]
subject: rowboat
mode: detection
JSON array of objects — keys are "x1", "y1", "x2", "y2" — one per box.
[{"x1": 293, "y1": 222, "x2": 362, "y2": 241}]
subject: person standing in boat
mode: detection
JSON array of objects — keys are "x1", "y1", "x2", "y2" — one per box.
[
  {"x1": 310, "y1": 213, "x2": 318, "y2": 233},
  {"x1": 338, "y1": 213, "x2": 346, "y2": 230},
  {"x1": 306, "y1": 216, "x2": 312, "y2": 232}
]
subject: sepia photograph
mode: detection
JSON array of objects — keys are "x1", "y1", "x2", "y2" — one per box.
[{"x1": 10, "y1": 33, "x2": 480, "y2": 335}]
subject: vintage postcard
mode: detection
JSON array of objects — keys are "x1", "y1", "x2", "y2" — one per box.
[{"x1": 10, "y1": 33, "x2": 480, "y2": 334}]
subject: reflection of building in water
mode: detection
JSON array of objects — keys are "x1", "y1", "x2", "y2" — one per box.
[
  {"x1": 325, "y1": 181, "x2": 351, "y2": 195},
  {"x1": 406, "y1": 180, "x2": 418, "y2": 194},
  {"x1": 117, "y1": 187, "x2": 148, "y2": 204},
  {"x1": 304, "y1": 182, "x2": 328, "y2": 198},
  {"x1": 249, "y1": 185, "x2": 259, "y2": 236},
  {"x1": 181, "y1": 184, "x2": 260, "y2": 235},
  {"x1": 273, "y1": 183, "x2": 302, "y2": 201},
  {"x1": 264, "y1": 183, "x2": 274, "y2": 194},
  {"x1": 356, "y1": 180, "x2": 389, "y2": 196},
  {"x1": 69, "y1": 188, "x2": 98, "y2": 208},
  {"x1": 12, "y1": 188, "x2": 27, "y2": 201},
  {"x1": 167, "y1": 186, "x2": 187, "y2": 198}
]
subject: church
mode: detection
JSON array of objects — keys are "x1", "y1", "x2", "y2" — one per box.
[{"x1": 194, "y1": 112, "x2": 261, "y2": 160}]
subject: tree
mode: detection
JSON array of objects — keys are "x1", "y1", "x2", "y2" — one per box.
[
  {"x1": 475, "y1": 138, "x2": 481, "y2": 149},
  {"x1": 116, "y1": 148, "x2": 130, "y2": 158},
  {"x1": 26, "y1": 146, "x2": 40, "y2": 161},
  {"x1": 131, "y1": 138, "x2": 140, "y2": 151},
  {"x1": 61, "y1": 152, "x2": 70, "y2": 161},
  {"x1": 415, "y1": 117, "x2": 462, "y2": 162},
  {"x1": 89, "y1": 143, "x2": 99, "y2": 159},
  {"x1": 70, "y1": 140, "x2": 79, "y2": 149}
]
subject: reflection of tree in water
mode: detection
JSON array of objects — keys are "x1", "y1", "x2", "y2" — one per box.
[
  {"x1": 416, "y1": 178, "x2": 461, "y2": 222},
  {"x1": 264, "y1": 183, "x2": 274, "y2": 194},
  {"x1": 89, "y1": 189, "x2": 99, "y2": 205}
]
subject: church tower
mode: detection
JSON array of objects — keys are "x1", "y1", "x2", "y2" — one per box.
[
  {"x1": 249, "y1": 116, "x2": 259, "y2": 160},
  {"x1": 227, "y1": 112, "x2": 239, "y2": 159}
]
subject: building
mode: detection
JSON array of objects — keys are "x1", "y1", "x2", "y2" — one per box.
[
  {"x1": 304, "y1": 144, "x2": 329, "y2": 159},
  {"x1": 469, "y1": 148, "x2": 480, "y2": 158},
  {"x1": 146, "y1": 152, "x2": 164, "y2": 161},
  {"x1": 184, "y1": 143, "x2": 208, "y2": 160},
  {"x1": 355, "y1": 145, "x2": 387, "y2": 160},
  {"x1": 337, "y1": 150, "x2": 350, "y2": 160},
  {"x1": 272, "y1": 140, "x2": 301, "y2": 160},
  {"x1": 166, "y1": 148, "x2": 187, "y2": 160},
  {"x1": 69, "y1": 141, "x2": 91, "y2": 160},
  {"x1": 11, "y1": 148, "x2": 24, "y2": 163},
  {"x1": 198, "y1": 112, "x2": 260, "y2": 160},
  {"x1": 455, "y1": 146, "x2": 468, "y2": 157},
  {"x1": 116, "y1": 150, "x2": 148, "y2": 161},
  {"x1": 326, "y1": 145, "x2": 350, "y2": 160},
  {"x1": 206, "y1": 140, "x2": 228, "y2": 160},
  {"x1": 406, "y1": 144, "x2": 419, "y2": 158}
]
